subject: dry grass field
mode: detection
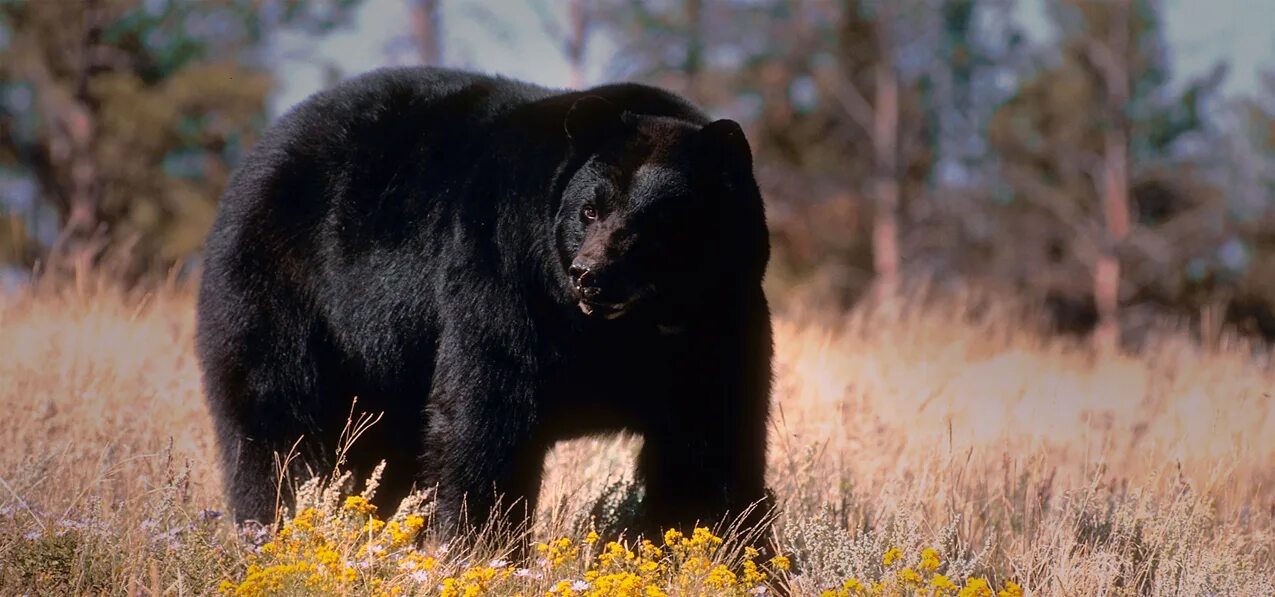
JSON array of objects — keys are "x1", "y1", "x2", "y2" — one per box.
[{"x1": 1, "y1": 282, "x2": 1273, "y2": 595}]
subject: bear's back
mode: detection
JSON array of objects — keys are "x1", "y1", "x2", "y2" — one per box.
[
  {"x1": 202, "y1": 69, "x2": 555, "y2": 286},
  {"x1": 216, "y1": 67, "x2": 553, "y2": 219},
  {"x1": 204, "y1": 68, "x2": 709, "y2": 281}
]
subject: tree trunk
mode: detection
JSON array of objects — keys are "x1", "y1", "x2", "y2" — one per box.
[
  {"x1": 1093, "y1": 0, "x2": 1132, "y2": 351},
  {"x1": 47, "y1": 2, "x2": 104, "y2": 275},
  {"x1": 1094, "y1": 131, "x2": 1129, "y2": 351},
  {"x1": 410, "y1": 0, "x2": 443, "y2": 66},
  {"x1": 683, "y1": 0, "x2": 704, "y2": 102},
  {"x1": 871, "y1": 63, "x2": 901, "y2": 299},
  {"x1": 566, "y1": 0, "x2": 588, "y2": 88},
  {"x1": 46, "y1": 103, "x2": 104, "y2": 276}
]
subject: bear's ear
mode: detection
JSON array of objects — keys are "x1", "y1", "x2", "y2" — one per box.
[
  {"x1": 565, "y1": 96, "x2": 624, "y2": 147},
  {"x1": 697, "y1": 119, "x2": 754, "y2": 176}
]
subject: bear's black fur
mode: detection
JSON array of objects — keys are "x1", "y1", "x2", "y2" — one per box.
[{"x1": 196, "y1": 67, "x2": 772, "y2": 537}]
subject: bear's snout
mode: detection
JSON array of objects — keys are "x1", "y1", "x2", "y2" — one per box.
[
  {"x1": 569, "y1": 262, "x2": 601, "y2": 298},
  {"x1": 569, "y1": 258, "x2": 642, "y2": 319},
  {"x1": 569, "y1": 259, "x2": 617, "y2": 304}
]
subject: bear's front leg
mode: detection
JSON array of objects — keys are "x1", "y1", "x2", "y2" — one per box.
[
  {"x1": 638, "y1": 292, "x2": 773, "y2": 538},
  {"x1": 422, "y1": 326, "x2": 547, "y2": 540}
]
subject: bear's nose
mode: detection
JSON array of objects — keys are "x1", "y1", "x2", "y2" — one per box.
[{"x1": 569, "y1": 263, "x2": 602, "y2": 298}]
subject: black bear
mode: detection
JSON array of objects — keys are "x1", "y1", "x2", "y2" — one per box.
[{"x1": 196, "y1": 67, "x2": 772, "y2": 538}]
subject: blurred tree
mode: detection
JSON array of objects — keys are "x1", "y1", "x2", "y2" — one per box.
[
  {"x1": 0, "y1": 0, "x2": 362, "y2": 281},
  {"x1": 1090, "y1": 0, "x2": 1133, "y2": 351},
  {"x1": 828, "y1": 0, "x2": 936, "y2": 298},
  {"x1": 598, "y1": 0, "x2": 942, "y2": 301},
  {"x1": 600, "y1": 0, "x2": 710, "y2": 103},
  {"x1": 927, "y1": 0, "x2": 1025, "y2": 186},
  {"x1": 1215, "y1": 71, "x2": 1275, "y2": 339},
  {"x1": 1246, "y1": 71, "x2": 1275, "y2": 199},
  {"x1": 409, "y1": 0, "x2": 444, "y2": 66},
  {"x1": 528, "y1": 0, "x2": 598, "y2": 89},
  {"x1": 988, "y1": 0, "x2": 1223, "y2": 344},
  {"x1": 0, "y1": 212, "x2": 39, "y2": 268},
  {"x1": 900, "y1": 0, "x2": 1027, "y2": 283}
]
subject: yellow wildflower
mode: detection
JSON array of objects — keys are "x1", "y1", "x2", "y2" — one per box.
[
  {"x1": 932, "y1": 573, "x2": 958, "y2": 595},
  {"x1": 741, "y1": 560, "x2": 767, "y2": 587},
  {"x1": 996, "y1": 580, "x2": 1024, "y2": 597},
  {"x1": 920, "y1": 547, "x2": 941, "y2": 572},
  {"x1": 687, "y1": 527, "x2": 723, "y2": 550},
  {"x1": 704, "y1": 564, "x2": 737, "y2": 589},
  {"x1": 343, "y1": 496, "x2": 377, "y2": 516},
  {"x1": 958, "y1": 577, "x2": 994, "y2": 597},
  {"x1": 340, "y1": 566, "x2": 357, "y2": 583},
  {"x1": 586, "y1": 572, "x2": 644, "y2": 596},
  {"x1": 643, "y1": 586, "x2": 667, "y2": 597},
  {"x1": 663, "y1": 529, "x2": 683, "y2": 546},
  {"x1": 597, "y1": 541, "x2": 636, "y2": 568},
  {"x1": 548, "y1": 579, "x2": 581, "y2": 596},
  {"x1": 537, "y1": 537, "x2": 578, "y2": 569}
]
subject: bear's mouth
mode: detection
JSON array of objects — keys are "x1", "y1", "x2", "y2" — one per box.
[
  {"x1": 576, "y1": 285, "x2": 654, "y2": 320},
  {"x1": 578, "y1": 298, "x2": 636, "y2": 320}
]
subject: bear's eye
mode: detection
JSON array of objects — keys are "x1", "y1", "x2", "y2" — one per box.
[{"x1": 581, "y1": 204, "x2": 598, "y2": 221}]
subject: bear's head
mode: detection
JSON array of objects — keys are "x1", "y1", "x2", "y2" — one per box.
[{"x1": 554, "y1": 96, "x2": 768, "y2": 321}]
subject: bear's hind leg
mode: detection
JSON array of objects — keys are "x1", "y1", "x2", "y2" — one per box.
[{"x1": 201, "y1": 319, "x2": 341, "y2": 524}]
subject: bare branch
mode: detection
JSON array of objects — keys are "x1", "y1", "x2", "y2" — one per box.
[
  {"x1": 1002, "y1": 164, "x2": 1104, "y2": 250},
  {"x1": 824, "y1": 71, "x2": 876, "y2": 134}
]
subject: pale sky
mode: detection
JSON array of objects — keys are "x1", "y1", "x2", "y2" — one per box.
[
  {"x1": 272, "y1": 0, "x2": 1272, "y2": 116},
  {"x1": 1014, "y1": 0, "x2": 1272, "y2": 95},
  {"x1": 1162, "y1": 0, "x2": 1270, "y2": 93},
  {"x1": 269, "y1": 0, "x2": 614, "y2": 114}
]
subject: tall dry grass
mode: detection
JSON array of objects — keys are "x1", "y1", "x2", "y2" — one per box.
[{"x1": 0, "y1": 282, "x2": 1272, "y2": 595}]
